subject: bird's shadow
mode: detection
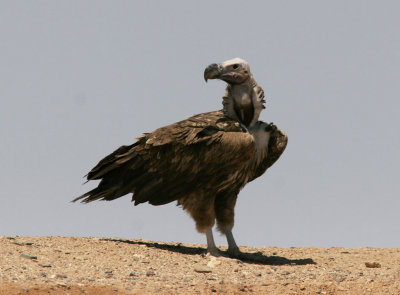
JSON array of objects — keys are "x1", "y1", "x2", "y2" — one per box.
[{"x1": 102, "y1": 238, "x2": 316, "y2": 266}]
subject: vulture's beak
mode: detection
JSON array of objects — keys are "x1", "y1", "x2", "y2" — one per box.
[{"x1": 204, "y1": 63, "x2": 222, "y2": 82}]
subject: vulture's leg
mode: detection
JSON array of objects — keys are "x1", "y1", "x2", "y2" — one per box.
[
  {"x1": 225, "y1": 228, "x2": 241, "y2": 257},
  {"x1": 205, "y1": 229, "x2": 220, "y2": 256},
  {"x1": 214, "y1": 193, "x2": 242, "y2": 257},
  {"x1": 179, "y1": 193, "x2": 220, "y2": 255}
]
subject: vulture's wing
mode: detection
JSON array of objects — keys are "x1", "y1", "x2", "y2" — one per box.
[{"x1": 74, "y1": 111, "x2": 256, "y2": 206}]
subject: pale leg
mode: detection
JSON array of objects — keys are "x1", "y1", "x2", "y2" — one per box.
[
  {"x1": 225, "y1": 228, "x2": 241, "y2": 257},
  {"x1": 206, "y1": 228, "x2": 220, "y2": 256}
]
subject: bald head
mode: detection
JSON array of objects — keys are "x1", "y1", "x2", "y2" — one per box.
[
  {"x1": 204, "y1": 57, "x2": 252, "y2": 85},
  {"x1": 204, "y1": 58, "x2": 265, "y2": 127},
  {"x1": 221, "y1": 57, "x2": 250, "y2": 72}
]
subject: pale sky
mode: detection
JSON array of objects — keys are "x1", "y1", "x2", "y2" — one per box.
[{"x1": 1, "y1": 1, "x2": 399, "y2": 248}]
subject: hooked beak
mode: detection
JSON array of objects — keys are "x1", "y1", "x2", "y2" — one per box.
[{"x1": 204, "y1": 63, "x2": 222, "y2": 82}]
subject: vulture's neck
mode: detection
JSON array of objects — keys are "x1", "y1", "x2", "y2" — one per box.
[{"x1": 222, "y1": 76, "x2": 265, "y2": 128}]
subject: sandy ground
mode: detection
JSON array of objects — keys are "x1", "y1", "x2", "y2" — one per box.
[{"x1": 1, "y1": 236, "x2": 400, "y2": 295}]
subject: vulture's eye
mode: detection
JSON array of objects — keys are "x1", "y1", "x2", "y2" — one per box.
[{"x1": 232, "y1": 64, "x2": 239, "y2": 69}]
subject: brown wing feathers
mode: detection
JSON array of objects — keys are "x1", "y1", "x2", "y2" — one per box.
[{"x1": 73, "y1": 111, "x2": 255, "y2": 206}]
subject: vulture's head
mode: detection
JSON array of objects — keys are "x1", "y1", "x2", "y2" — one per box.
[{"x1": 204, "y1": 58, "x2": 251, "y2": 85}]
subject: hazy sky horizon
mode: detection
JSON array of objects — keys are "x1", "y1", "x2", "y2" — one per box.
[{"x1": 1, "y1": 1, "x2": 399, "y2": 248}]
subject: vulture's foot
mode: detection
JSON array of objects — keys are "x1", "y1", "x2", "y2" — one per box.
[
  {"x1": 207, "y1": 247, "x2": 222, "y2": 257},
  {"x1": 227, "y1": 246, "x2": 243, "y2": 259}
]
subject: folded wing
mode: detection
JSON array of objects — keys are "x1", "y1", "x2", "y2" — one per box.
[{"x1": 73, "y1": 111, "x2": 257, "y2": 206}]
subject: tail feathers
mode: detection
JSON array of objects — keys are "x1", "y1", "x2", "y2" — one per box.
[
  {"x1": 73, "y1": 187, "x2": 118, "y2": 203},
  {"x1": 86, "y1": 143, "x2": 138, "y2": 180},
  {"x1": 75, "y1": 141, "x2": 195, "y2": 206},
  {"x1": 75, "y1": 166, "x2": 147, "y2": 204},
  {"x1": 87, "y1": 162, "x2": 123, "y2": 180},
  {"x1": 74, "y1": 184, "x2": 135, "y2": 203},
  {"x1": 75, "y1": 142, "x2": 144, "y2": 203}
]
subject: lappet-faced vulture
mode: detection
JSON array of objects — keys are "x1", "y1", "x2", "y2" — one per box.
[{"x1": 74, "y1": 58, "x2": 288, "y2": 257}]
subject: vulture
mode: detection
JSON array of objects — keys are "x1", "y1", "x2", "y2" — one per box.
[{"x1": 74, "y1": 58, "x2": 288, "y2": 257}]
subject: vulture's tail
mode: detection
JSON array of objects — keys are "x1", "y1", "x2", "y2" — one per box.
[{"x1": 72, "y1": 142, "x2": 141, "y2": 203}]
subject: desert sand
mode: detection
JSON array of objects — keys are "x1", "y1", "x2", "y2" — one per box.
[{"x1": 1, "y1": 236, "x2": 399, "y2": 294}]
